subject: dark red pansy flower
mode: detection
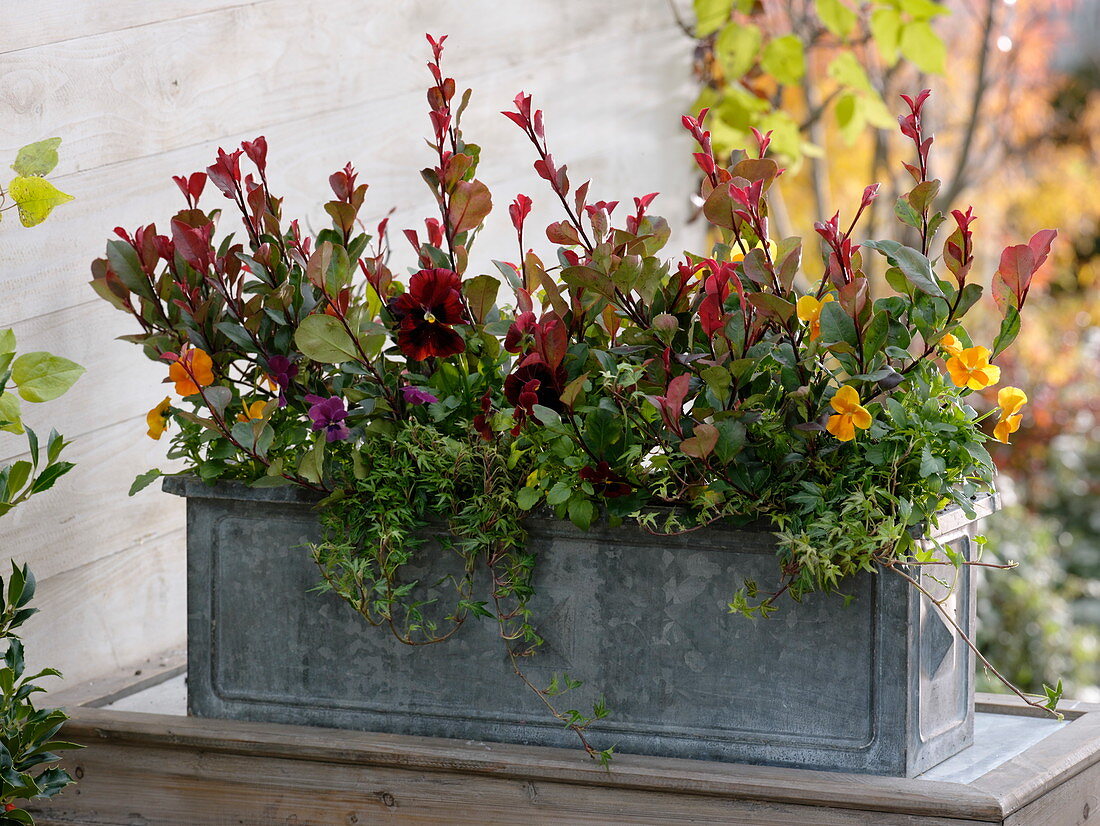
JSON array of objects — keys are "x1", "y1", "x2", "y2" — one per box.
[
  {"x1": 504, "y1": 353, "x2": 565, "y2": 412},
  {"x1": 387, "y1": 268, "x2": 468, "y2": 361},
  {"x1": 579, "y1": 462, "x2": 633, "y2": 498},
  {"x1": 504, "y1": 311, "x2": 537, "y2": 354}
]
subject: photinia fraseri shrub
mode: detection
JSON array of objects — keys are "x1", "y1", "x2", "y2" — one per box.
[{"x1": 91, "y1": 35, "x2": 1062, "y2": 757}]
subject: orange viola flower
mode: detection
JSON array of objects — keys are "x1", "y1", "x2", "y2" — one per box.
[
  {"x1": 237, "y1": 400, "x2": 267, "y2": 423},
  {"x1": 946, "y1": 346, "x2": 1000, "y2": 390},
  {"x1": 796, "y1": 294, "x2": 835, "y2": 341},
  {"x1": 939, "y1": 333, "x2": 964, "y2": 358},
  {"x1": 146, "y1": 397, "x2": 172, "y2": 440},
  {"x1": 826, "y1": 385, "x2": 873, "y2": 442},
  {"x1": 993, "y1": 386, "x2": 1027, "y2": 444},
  {"x1": 168, "y1": 348, "x2": 214, "y2": 397}
]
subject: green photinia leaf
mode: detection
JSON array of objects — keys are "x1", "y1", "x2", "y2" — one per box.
[
  {"x1": 715, "y1": 22, "x2": 762, "y2": 80},
  {"x1": 11, "y1": 138, "x2": 62, "y2": 177},
  {"x1": 294, "y1": 314, "x2": 359, "y2": 364},
  {"x1": 899, "y1": 20, "x2": 946, "y2": 75},
  {"x1": 10, "y1": 352, "x2": 85, "y2": 403},
  {"x1": 760, "y1": 35, "x2": 806, "y2": 85},
  {"x1": 8, "y1": 176, "x2": 74, "y2": 227},
  {"x1": 816, "y1": 0, "x2": 857, "y2": 38},
  {"x1": 861, "y1": 239, "x2": 944, "y2": 297}
]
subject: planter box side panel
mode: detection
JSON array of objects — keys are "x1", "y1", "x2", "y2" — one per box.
[{"x1": 182, "y1": 485, "x2": 986, "y2": 775}]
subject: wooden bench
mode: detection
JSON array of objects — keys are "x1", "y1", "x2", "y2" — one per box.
[{"x1": 31, "y1": 656, "x2": 1100, "y2": 825}]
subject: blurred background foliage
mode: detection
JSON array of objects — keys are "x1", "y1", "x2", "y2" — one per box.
[{"x1": 683, "y1": 0, "x2": 1099, "y2": 698}]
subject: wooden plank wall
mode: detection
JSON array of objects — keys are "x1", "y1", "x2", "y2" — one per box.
[{"x1": 0, "y1": 1, "x2": 698, "y2": 687}]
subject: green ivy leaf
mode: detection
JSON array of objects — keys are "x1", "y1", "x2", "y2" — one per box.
[
  {"x1": 10, "y1": 353, "x2": 85, "y2": 403},
  {"x1": 11, "y1": 138, "x2": 62, "y2": 177},
  {"x1": 294, "y1": 314, "x2": 359, "y2": 364},
  {"x1": 8, "y1": 176, "x2": 73, "y2": 227},
  {"x1": 899, "y1": 20, "x2": 946, "y2": 75}
]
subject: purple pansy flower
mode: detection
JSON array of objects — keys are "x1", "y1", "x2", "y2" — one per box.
[
  {"x1": 305, "y1": 394, "x2": 350, "y2": 442},
  {"x1": 401, "y1": 386, "x2": 439, "y2": 406},
  {"x1": 266, "y1": 355, "x2": 299, "y2": 407}
]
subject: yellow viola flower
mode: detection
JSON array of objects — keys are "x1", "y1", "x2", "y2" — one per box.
[
  {"x1": 993, "y1": 414, "x2": 1022, "y2": 444},
  {"x1": 997, "y1": 386, "x2": 1027, "y2": 419},
  {"x1": 237, "y1": 400, "x2": 267, "y2": 423},
  {"x1": 146, "y1": 397, "x2": 172, "y2": 441},
  {"x1": 946, "y1": 346, "x2": 1001, "y2": 390},
  {"x1": 826, "y1": 384, "x2": 872, "y2": 442},
  {"x1": 939, "y1": 333, "x2": 964, "y2": 358},
  {"x1": 796, "y1": 293, "x2": 835, "y2": 341}
]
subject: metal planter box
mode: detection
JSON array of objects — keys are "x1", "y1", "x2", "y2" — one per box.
[{"x1": 165, "y1": 476, "x2": 994, "y2": 776}]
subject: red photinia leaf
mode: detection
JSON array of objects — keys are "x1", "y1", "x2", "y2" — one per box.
[
  {"x1": 546, "y1": 221, "x2": 581, "y2": 246},
  {"x1": 447, "y1": 179, "x2": 492, "y2": 234},
  {"x1": 535, "y1": 313, "x2": 568, "y2": 369},
  {"x1": 170, "y1": 218, "x2": 213, "y2": 271},
  {"x1": 509, "y1": 194, "x2": 532, "y2": 232},
  {"x1": 681, "y1": 422, "x2": 718, "y2": 459},
  {"x1": 993, "y1": 229, "x2": 1057, "y2": 315},
  {"x1": 241, "y1": 136, "x2": 268, "y2": 172}
]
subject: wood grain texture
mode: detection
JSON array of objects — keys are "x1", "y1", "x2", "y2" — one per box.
[
  {"x1": 31, "y1": 707, "x2": 1008, "y2": 822},
  {"x1": 0, "y1": 416, "x2": 183, "y2": 582},
  {"x1": 19, "y1": 527, "x2": 186, "y2": 688},
  {"x1": 972, "y1": 711, "x2": 1100, "y2": 816},
  {"x1": 0, "y1": 1, "x2": 271, "y2": 55},
  {"x1": 1002, "y1": 759, "x2": 1100, "y2": 826}
]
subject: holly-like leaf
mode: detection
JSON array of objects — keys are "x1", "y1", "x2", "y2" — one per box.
[
  {"x1": 8, "y1": 176, "x2": 73, "y2": 227},
  {"x1": 11, "y1": 138, "x2": 62, "y2": 177},
  {"x1": 10, "y1": 353, "x2": 85, "y2": 403}
]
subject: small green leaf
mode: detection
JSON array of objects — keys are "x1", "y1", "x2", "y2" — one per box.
[
  {"x1": 870, "y1": 8, "x2": 903, "y2": 64},
  {"x1": 899, "y1": 20, "x2": 946, "y2": 75},
  {"x1": 715, "y1": 22, "x2": 762, "y2": 79},
  {"x1": 760, "y1": 35, "x2": 805, "y2": 84},
  {"x1": 694, "y1": 0, "x2": 736, "y2": 37},
  {"x1": 463, "y1": 274, "x2": 499, "y2": 324},
  {"x1": 129, "y1": 469, "x2": 164, "y2": 497},
  {"x1": 816, "y1": 0, "x2": 857, "y2": 38},
  {"x1": 0, "y1": 393, "x2": 23, "y2": 434},
  {"x1": 11, "y1": 138, "x2": 62, "y2": 177},
  {"x1": 516, "y1": 486, "x2": 542, "y2": 510},
  {"x1": 10, "y1": 353, "x2": 85, "y2": 402},
  {"x1": 7, "y1": 176, "x2": 73, "y2": 227}
]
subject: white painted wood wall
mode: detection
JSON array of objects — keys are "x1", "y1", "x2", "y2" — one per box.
[{"x1": 0, "y1": 0, "x2": 697, "y2": 687}]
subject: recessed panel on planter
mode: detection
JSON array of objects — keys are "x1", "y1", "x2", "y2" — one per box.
[{"x1": 168, "y1": 477, "x2": 992, "y2": 776}]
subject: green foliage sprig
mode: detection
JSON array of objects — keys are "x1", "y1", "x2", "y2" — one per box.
[{"x1": 0, "y1": 140, "x2": 73, "y2": 229}]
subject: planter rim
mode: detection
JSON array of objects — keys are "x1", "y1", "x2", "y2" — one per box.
[{"x1": 162, "y1": 474, "x2": 998, "y2": 537}]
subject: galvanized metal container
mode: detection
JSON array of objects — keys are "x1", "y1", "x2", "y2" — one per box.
[{"x1": 164, "y1": 476, "x2": 994, "y2": 776}]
